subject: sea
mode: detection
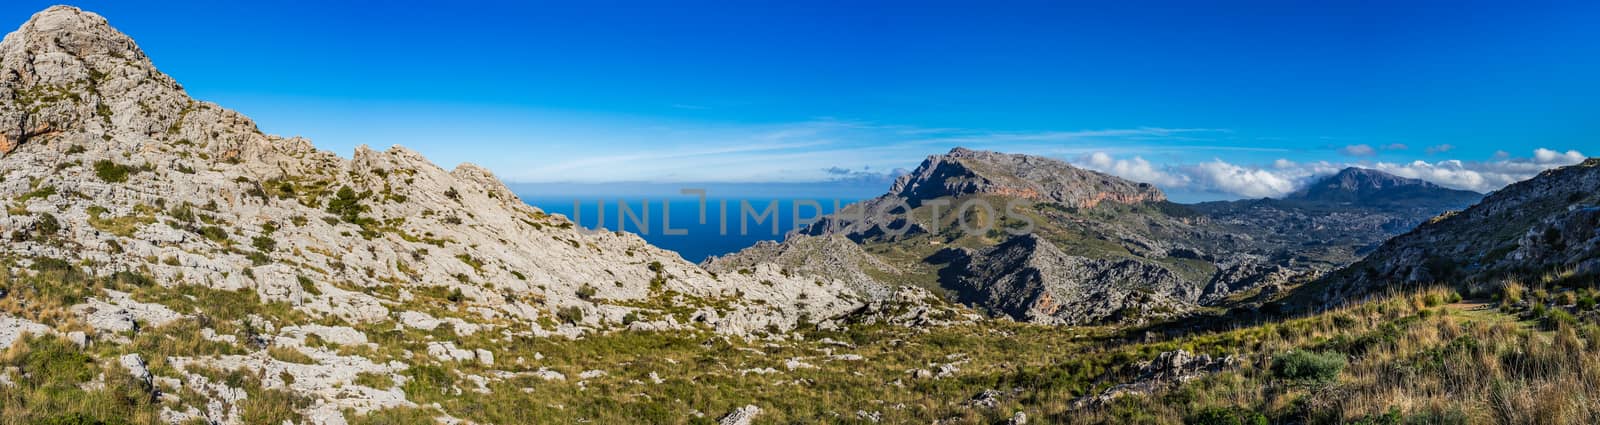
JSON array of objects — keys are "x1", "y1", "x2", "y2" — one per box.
[{"x1": 523, "y1": 197, "x2": 861, "y2": 263}]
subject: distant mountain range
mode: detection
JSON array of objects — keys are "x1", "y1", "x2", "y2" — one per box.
[
  {"x1": 712, "y1": 148, "x2": 1485, "y2": 324},
  {"x1": 1308, "y1": 158, "x2": 1600, "y2": 306}
]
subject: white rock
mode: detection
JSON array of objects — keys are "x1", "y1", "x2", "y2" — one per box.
[
  {"x1": 784, "y1": 359, "x2": 817, "y2": 370},
  {"x1": 426, "y1": 341, "x2": 475, "y2": 362},
  {"x1": 399, "y1": 311, "x2": 442, "y2": 331},
  {"x1": 719, "y1": 405, "x2": 762, "y2": 425},
  {"x1": 0, "y1": 315, "x2": 53, "y2": 348},
  {"x1": 67, "y1": 331, "x2": 89, "y2": 348},
  {"x1": 120, "y1": 353, "x2": 150, "y2": 386},
  {"x1": 533, "y1": 368, "x2": 566, "y2": 381}
]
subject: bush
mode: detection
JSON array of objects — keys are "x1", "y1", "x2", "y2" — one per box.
[
  {"x1": 326, "y1": 186, "x2": 370, "y2": 224},
  {"x1": 35, "y1": 212, "x2": 61, "y2": 236},
  {"x1": 557, "y1": 306, "x2": 584, "y2": 324},
  {"x1": 93, "y1": 160, "x2": 134, "y2": 183},
  {"x1": 200, "y1": 226, "x2": 229, "y2": 243},
  {"x1": 1542, "y1": 308, "x2": 1578, "y2": 330},
  {"x1": 1272, "y1": 351, "x2": 1345, "y2": 384},
  {"x1": 1190, "y1": 406, "x2": 1268, "y2": 425},
  {"x1": 252, "y1": 236, "x2": 276, "y2": 252},
  {"x1": 576, "y1": 284, "x2": 597, "y2": 300},
  {"x1": 447, "y1": 288, "x2": 465, "y2": 303}
]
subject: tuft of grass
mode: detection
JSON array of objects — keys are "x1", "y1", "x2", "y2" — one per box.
[{"x1": 267, "y1": 346, "x2": 317, "y2": 364}]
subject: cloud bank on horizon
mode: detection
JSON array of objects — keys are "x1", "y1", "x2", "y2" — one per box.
[{"x1": 1076, "y1": 147, "x2": 1588, "y2": 199}]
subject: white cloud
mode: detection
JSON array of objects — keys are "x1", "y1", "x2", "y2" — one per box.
[
  {"x1": 1382, "y1": 143, "x2": 1409, "y2": 151},
  {"x1": 1535, "y1": 148, "x2": 1585, "y2": 164},
  {"x1": 1426, "y1": 144, "x2": 1455, "y2": 154},
  {"x1": 1340, "y1": 144, "x2": 1377, "y2": 157},
  {"x1": 1184, "y1": 160, "x2": 1303, "y2": 198},
  {"x1": 1077, "y1": 154, "x2": 1337, "y2": 199},
  {"x1": 1075, "y1": 148, "x2": 1588, "y2": 198},
  {"x1": 1080, "y1": 152, "x2": 1190, "y2": 187},
  {"x1": 1370, "y1": 148, "x2": 1587, "y2": 192}
]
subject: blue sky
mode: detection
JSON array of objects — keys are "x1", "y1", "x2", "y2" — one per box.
[{"x1": 5, "y1": 1, "x2": 1596, "y2": 201}]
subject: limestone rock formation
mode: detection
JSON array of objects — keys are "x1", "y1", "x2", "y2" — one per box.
[{"x1": 0, "y1": 6, "x2": 872, "y2": 424}]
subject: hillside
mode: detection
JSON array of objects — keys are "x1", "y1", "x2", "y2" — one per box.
[{"x1": 0, "y1": 6, "x2": 952, "y2": 424}]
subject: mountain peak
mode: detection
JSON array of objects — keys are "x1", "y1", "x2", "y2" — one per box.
[
  {"x1": 889, "y1": 147, "x2": 1165, "y2": 207},
  {"x1": 1284, "y1": 167, "x2": 1479, "y2": 205},
  {"x1": 3, "y1": 5, "x2": 145, "y2": 62}
]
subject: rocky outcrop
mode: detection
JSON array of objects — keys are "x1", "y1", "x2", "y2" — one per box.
[
  {"x1": 719, "y1": 405, "x2": 762, "y2": 425},
  {"x1": 0, "y1": 315, "x2": 51, "y2": 349},
  {"x1": 936, "y1": 234, "x2": 1194, "y2": 324},
  {"x1": 1074, "y1": 349, "x2": 1238, "y2": 407}
]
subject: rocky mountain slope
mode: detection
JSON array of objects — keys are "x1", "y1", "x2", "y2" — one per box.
[
  {"x1": 0, "y1": 6, "x2": 946, "y2": 424},
  {"x1": 713, "y1": 149, "x2": 1481, "y2": 325},
  {"x1": 1310, "y1": 158, "x2": 1600, "y2": 305}
]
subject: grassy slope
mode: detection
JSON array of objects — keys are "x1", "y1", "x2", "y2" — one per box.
[{"x1": 10, "y1": 243, "x2": 1600, "y2": 425}]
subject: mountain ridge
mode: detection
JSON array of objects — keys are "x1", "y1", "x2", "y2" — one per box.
[{"x1": 717, "y1": 148, "x2": 1486, "y2": 325}]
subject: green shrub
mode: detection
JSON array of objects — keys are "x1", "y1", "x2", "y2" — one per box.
[
  {"x1": 93, "y1": 160, "x2": 134, "y2": 183},
  {"x1": 200, "y1": 226, "x2": 229, "y2": 243},
  {"x1": 576, "y1": 284, "x2": 597, "y2": 300},
  {"x1": 326, "y1": 186, "x2": 371, "y2": 224},
  {"x1": 252, "y1": 236, "x2": 276, "y2": 252},
  {"x1": 557, "y1": 306, "x2": 584, "y2": 324},
  {"x1": 1271, "y1": 351, "x2": 1345, "y2": 384},
  {"x1": 1543, "y1": 308, "x2": 1578, "y2": 330}
]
